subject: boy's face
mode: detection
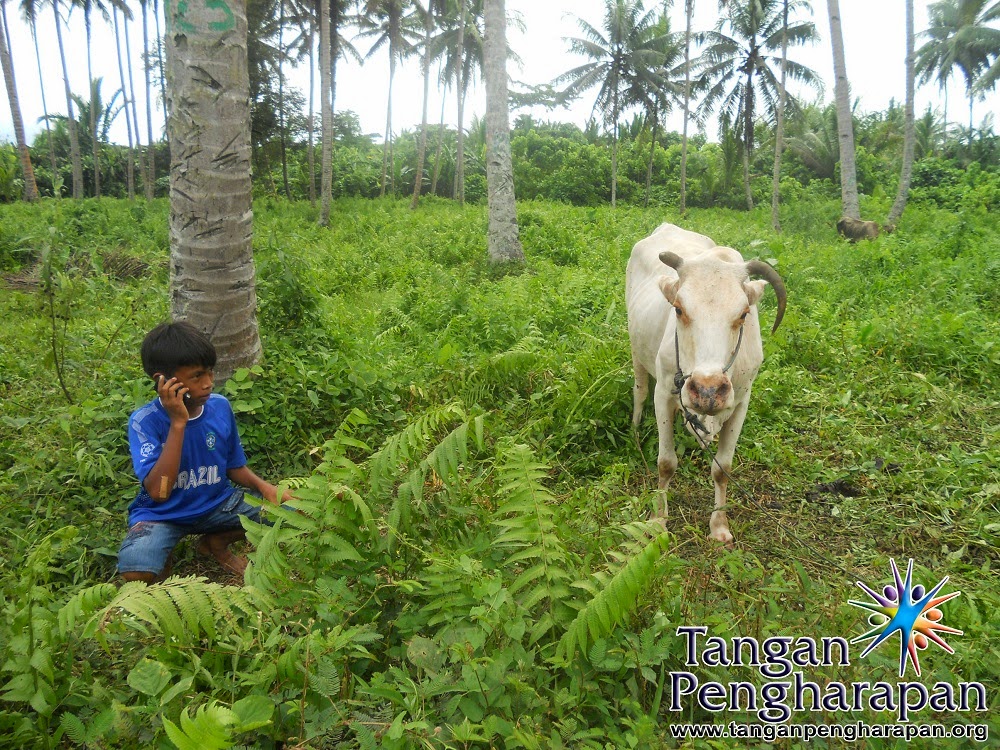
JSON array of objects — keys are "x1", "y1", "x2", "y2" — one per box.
[{"x1": 158, "y1": 365, "x2": 215, "y2": 412}]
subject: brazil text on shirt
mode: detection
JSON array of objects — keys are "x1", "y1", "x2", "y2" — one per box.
[{"x1": 173, "y1": 464, "x2": 223, "y2": 492}]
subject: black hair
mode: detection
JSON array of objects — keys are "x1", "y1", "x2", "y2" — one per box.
[{"x1": 140, "y1": 321, "x2": 217, "y2": 379}]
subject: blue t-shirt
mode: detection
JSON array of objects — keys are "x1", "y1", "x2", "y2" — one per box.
[{"x1": 127, "y1": 393, "x2": 248, "y2": 524}]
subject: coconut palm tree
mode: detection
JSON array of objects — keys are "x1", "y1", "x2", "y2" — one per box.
[
  {"x1": 50, "y1": 0, "x2": 86, "y2": 198},
  {"x1": 319, "y1": 0, "x2": 333, "y2": 224},
  {"x1": 558, "y1": 0, "x2": 673, "y2": 207},
  {"x1": 431, "y1": 0, "x2": 484, "y2": 203},
  {"x1": 679, "y1": 0, "x2": 694, "y2": 213},
  {"x1": 410, "y1": 0, "x2": 443, "y2": 209},
  {"x1": 621, "y1": 9, "x2": 684, "y2": 206},
  {"x1": 357, "y1": 0, "x2": 420, "y2": 197},
  {"x1": 482, "y1": 0, "x2": 523, "y2": 263},
  {"x1": 75, "y1": 0, "x2": 124, "y2": 198},
  {"x1": 122, "y1": 1, "x2": 145, "y2": 197},
  {"x1": 914, "y1": 105, "x2": 946, "y2": 158},
  {"x1": 139, "y1": 0, "x2": 156, "y2": 199},
  {"x1": 0, "y1": 0, "x2": 38, "y2": 200},
  {"x1": 917, "y1": 0, "x2": 1000, "y2": 133},
  {"x1": 112, "y1": 4, "x2": 136, "y2": 199},
  {"x1": 696, "y1": 0, "x2": 821, "y2": 210},
  {"x1": 888, "y1": 0, "x2": 915, "y2": 225},
  {"x1": 784, "y1": 101, "x2": 838, "y2": 179},
  {"x1": 164, "y1": 0, "x2": 262, "y2": 378},
  {"x1": 769, "y1": 0, "x2": 815, "y2": 230},
  {"x1": 21, "y1": 0, "x2": 60, "y2": 195},
  {"x1": 973, "y1": 0, "x2": 1000, "y2": 91},
  {"x1": 824, "y1": 0, "x2": 859, "y2": 219}
]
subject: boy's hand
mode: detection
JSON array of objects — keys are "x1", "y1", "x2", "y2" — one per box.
[
  {"x1": 156, "y1": 375, "x2": 190, "y2": 423},
  {"x1": 260, "y1": 482, "x2": 296, "y2": 505}
]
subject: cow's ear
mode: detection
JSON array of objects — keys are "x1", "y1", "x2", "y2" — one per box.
[
  {"x1": 743, "y1": 279, "x2": 768, "y2": 306},
  {"x1": 657, "y1": 275, "x2": 680, "y2": 303}
]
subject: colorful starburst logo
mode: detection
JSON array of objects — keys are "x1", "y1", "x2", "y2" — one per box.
[{"x1": 849, "y1": 558, "x2": 963, "y2": 678}]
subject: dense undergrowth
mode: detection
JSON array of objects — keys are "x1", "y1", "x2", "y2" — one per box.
[{"x1": 0, "y1": 195, "x2": 997, "y2": 748}]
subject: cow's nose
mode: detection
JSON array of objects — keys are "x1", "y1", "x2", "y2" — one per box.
[{"x1": 686, "y1": 374, "x2": 731, "y2": 413}]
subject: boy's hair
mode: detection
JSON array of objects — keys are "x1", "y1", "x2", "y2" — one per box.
[{"x1": 140, "y1": 321, "x2": 217, "y2": 379}]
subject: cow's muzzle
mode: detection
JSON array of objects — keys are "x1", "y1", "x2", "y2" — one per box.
[{"x1": 685, "y1": 373, "x2": 733, "y2": 415}]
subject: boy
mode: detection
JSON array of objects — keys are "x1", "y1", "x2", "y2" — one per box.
[{"x1": 118, "y1": 321, "x2": 291, "y2": 583}]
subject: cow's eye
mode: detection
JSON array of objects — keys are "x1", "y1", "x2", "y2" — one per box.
[
  {"x1": 739, "y1": 310, "x2": 749, "y2": 321},
  {"x1": 674, "y1": 306, "x2": 683, "y2": 317}
]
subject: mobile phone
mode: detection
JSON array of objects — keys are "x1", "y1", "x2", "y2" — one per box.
[{"x1": 153, "y1": 374, "x2": 190, "y2": 400}]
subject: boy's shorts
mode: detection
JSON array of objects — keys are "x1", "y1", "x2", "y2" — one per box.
[{"x1": 117, "y1": 489, "x2": 269, "y2": 576}]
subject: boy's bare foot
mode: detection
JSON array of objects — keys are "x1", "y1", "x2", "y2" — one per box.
[{"x1": 196, "y1": 533, "x2": 248, "y2": 576}]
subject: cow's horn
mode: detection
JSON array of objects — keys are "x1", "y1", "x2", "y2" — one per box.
[
  {"x1": 746, "y1": 259, "x2": 787, "y2": 333},
  {"x1": 659, "y1": 251, "x2": 683, "y2": 270}
]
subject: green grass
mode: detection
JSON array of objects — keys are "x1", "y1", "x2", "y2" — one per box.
[{"x1": 0, "y1": 195, "x2": 997, "y2": 748}]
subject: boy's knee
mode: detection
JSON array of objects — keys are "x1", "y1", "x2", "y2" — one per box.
[{"x1": 117, "y1": 521, "x2": 180, "y2": 580}]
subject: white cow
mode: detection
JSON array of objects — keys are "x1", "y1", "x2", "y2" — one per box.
[{"x1": 626, "y1": 223, "x2": 786, "y2": 544}]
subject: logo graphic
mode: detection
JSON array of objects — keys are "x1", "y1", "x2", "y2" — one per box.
[
  {"x1": 206, "y1": 432, "x2": 217, "y2": 450},
  {"x1": 140, "y1": 442, "x2": 156, "y2": 458},
  {"x1": 849, "y1": 558, "x2": 963, "y2": 677}
]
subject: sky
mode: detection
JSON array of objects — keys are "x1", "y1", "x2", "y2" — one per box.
[{"x1": 1, "y1": 1, "x2": 998, "y2": 148}]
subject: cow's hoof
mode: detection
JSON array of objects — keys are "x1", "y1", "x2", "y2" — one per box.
[{"x1": 708, "y1": 529, "x2": 735, "y2": 548}]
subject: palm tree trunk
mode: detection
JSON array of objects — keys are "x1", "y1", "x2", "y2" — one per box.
[
  {"x1": 30, "y1": 14, "x2": 59, "y2": 197},
  {"x1": 85, "y1": 8, "x2": 101, "y2": 198},
  {"x1": 826, "y1": 0, "x2": 860, "y2": 220},
  {"x1": 645, "y1": 114, "x2": 658, "y2": 207},
  {"x1": 54, "y1": 0, "x2": 84, "y2": 199},
  {"x1": 153, "y1": 0, "x2": 168, "y2": 128},
  {"x1": 330, "y1": 0, "x2": 339, "y2": 124},
  {"x1": 770, "y1": 0, "x2": 788, "y2": 232},
  {"x1": 888, "y1": 0, "x2": 914, "y2": 225},
  {"x1": 113, "y1": 6, "x2": 136, "y2": 199},
  {"x1": 967, "y1": 89, "x2": 973, "y2": 135},
  {"x1": 308, "y1": 25, "x2": 316, "y2": 206},
  {"x1": 483, "y1": 0, "x2": 523, "y2": 263},
  {"x1": 611, "y1": 123, "x2": 619, "y2": 208},
  {"x1": 454, "y1": 0, "x2": 467, "y2": 204},
  {"x1": 125, "y1": 10, "x2": 144, "y2": 193},
  {"x1": 411, "y1": 4, "x2": 433, "y2": 210},
  {"x1": 164, "y1": 0, "x2": 261, "y2": 381},
  {"x1": 142, "y1": 0, "x2": 157, "y2": 200},
  {"x1": 431, "y1": 92, "x2": 446, "y2": 195},
  {"x1": 610, "y1": 77, "x2": 619, "y2": 208},
  {"x1": 742, "y1": 66, "x2": 754, "y2": 211},
  {"x1": 380, "y1": 57, "x2": 394, "y2": 198},
  {"x1": 319, "y1": 0, "x2": 333, "y2": 225},
  {"x1": 0, "y1": 1, "x2": 38, "y2": 201},
  {"x1": 278, "y1": 0, "x2": 290, "y2": 199},
  {"x1": 679, "y1": 0, "x2": 693, "y2": 214}
]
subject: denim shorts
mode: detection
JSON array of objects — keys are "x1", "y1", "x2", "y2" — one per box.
[{"x1": 117, "y1": 489, "x2": 268, "y2": 575}]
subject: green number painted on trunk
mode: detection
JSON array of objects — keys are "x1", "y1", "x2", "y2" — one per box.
[{"x1": 169, "y1": 0, "x2": 234, "y2": 34}]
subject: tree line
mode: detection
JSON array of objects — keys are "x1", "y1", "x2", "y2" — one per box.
[{"x1": 2, "y1": 0, "x2": 999, "y2": 215}]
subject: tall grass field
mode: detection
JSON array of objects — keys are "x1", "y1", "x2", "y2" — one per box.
[{"x1": 0, "y1": 195, "x2": 997, "y2": 748}]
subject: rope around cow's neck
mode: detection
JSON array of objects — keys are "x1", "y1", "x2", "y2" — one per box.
[{"x1": 671, "y1": 323, "x2": 745, "y2": 437}]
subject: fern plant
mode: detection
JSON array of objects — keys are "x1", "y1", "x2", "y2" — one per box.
[
  {"x1": 492, "y1": 444, "x2": 576, "y2": 646},
  {"x1": 0, "y1": 527, "x2": 86, "y2": 745},
  {"x1": 89, "y1": 576, "x2": 256, "y2": 646},
  {"x1": 556, "y1": 523, "x2": 675, "y2": 663}
]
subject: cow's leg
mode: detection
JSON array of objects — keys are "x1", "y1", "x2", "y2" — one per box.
[
  {"x1": 632, "y1": 355, "x2": 649, "y2": 429},
  {"x1": 708, "y1": 394, "x2": 752, "y2": 546},
  {"x1": 652, "y1": 380, "x2": 678, "y2": 517}
]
